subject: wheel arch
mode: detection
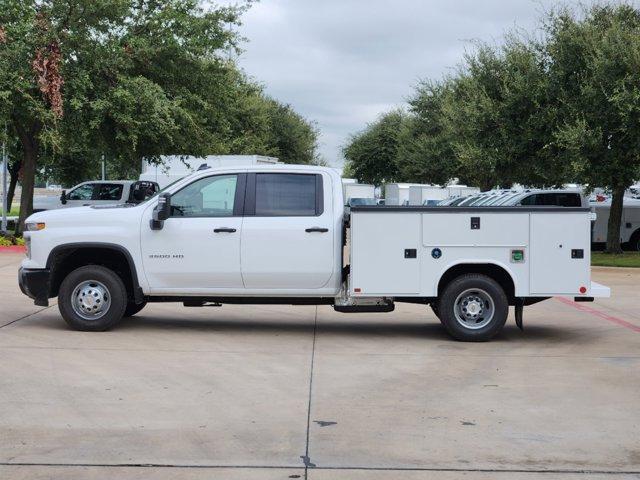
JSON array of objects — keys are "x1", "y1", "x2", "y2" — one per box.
[
  {"x1": 437, "y1": 262, "x2": 516, "y2": 304},
  {"x1": 46, "y1": 243, "x2": 143, "y2": 302}
]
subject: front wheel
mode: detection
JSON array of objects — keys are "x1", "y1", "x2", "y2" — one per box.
[
  {"x1": 439, "y1": 274, "x2": 508, "y2": 342},
  {"x1": 58, "y1": 265, "x2": 127, "y2": 331}
]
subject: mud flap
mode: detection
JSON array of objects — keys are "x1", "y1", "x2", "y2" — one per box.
[{"x1": 515, "y1": 299, "x2": 524, "y2": 331}]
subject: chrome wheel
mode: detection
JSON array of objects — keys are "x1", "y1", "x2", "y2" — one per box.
[
  {"x1": 454, "y1": 288, "x2": 495, "y2": 330},
  {"x1": 71, "y1": 280, "x2": 111, "y2": 320}
]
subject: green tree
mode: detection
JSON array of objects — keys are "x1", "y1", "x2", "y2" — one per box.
[
  {"x1": 545, "y1": 4, "x2": 640, "y2": 253},
  {"x1": 0, "y1": 0, "x2": 243, "y2": 231},
  {"x1": 343, "y1": 109, "x2": 407, "y2": 185},
  {"x1": 398, "y1": 80, "x2": 458, "y2": 186}
]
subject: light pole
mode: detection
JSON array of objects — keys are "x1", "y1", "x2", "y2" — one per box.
[{"x1": 1, "y1": 130, "x2": 7, "y2": 234}]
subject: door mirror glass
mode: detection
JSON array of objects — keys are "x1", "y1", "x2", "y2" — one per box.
[{"x1": 154, "y1": 193, "x2": 172, "y2": 221}]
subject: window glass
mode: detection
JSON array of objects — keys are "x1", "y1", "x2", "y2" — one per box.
[
  {"x1": 555, "y1": 193, "x2": 582, "y2": 207},
  {"x1": 96, "y1": 184, "x2": 124, "y2": 201},
  {"x1": 520, "y1": 194, "x2": 538, "y2": 206},
  {"x1": 170, "y1": 175, "x2": 237, "y2": 217},
  {"x1": 67, "y1": 184, "x2": 95, "y2": 200},
  {"x1": 255, "y1": 174, "x2": 317, "y2": 216}
]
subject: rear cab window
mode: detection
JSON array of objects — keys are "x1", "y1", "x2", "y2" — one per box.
[
  {"x1": 96, "y1": 183, "x2": 124, "y2": 201},
  {"x1": 249, "y1": 173, "x2": 323, "y2": 216}
]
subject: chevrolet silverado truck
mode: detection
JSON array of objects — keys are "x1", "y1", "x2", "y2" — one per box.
[{"x1": 19, "y1": 164, "x2": 610, "y2": 341}]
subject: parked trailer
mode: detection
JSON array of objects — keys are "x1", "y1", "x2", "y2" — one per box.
[
  {"x1": 20, "y1": 165, "x2": 609, "y2": 342},
  {"x1": 140, "y1": 155, "x2": 279, "y2": 188},
  {"x1": 591, "y1": 199, "x2": 640, "y2": 250},
  {"x1": 386, "y1": 183, "x2": 424, "y2": 205},
  {"x1": 410, "y1": 185, "x2": 480, "y2": 206},
  {"x1": 343, "y1": 183, "x2": 375, "y2": 205}
]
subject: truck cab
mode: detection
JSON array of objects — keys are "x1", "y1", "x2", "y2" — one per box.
[{"x1": 19, "y1": 165, "x2": 609, "y2": 342}]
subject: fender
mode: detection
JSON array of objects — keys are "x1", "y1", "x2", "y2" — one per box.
[
  {"x1": 435, "y1": 259, "x2": 518, "y2": 298},
  {"x1": 46, "y1": 242, "x2": 144, "y2": 303}
]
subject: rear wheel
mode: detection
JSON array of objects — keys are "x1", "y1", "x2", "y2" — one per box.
[
  {"x1": 58, "y1": 265, "x2": 127, "y2": 331},
  {"x1": 439, "y1": 274, "x2": 508, "y2": 342}
]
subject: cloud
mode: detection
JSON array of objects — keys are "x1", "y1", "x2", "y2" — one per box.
[{"x1": 223, "y1": 0, "x2": 618, "y2": 167}]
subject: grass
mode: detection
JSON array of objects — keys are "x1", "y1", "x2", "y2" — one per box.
[{"x1": 592, "y1": 252, "x2": 640, "y2": 268}]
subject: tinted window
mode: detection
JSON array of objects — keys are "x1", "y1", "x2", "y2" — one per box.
[
  {"x1": 171, "y1": 174, "x2": 238, "y2": 217},
  {"x1": 67, "y1": 184, "x2": 95, "y2": 200},
  {"x1": 520, "y1": 194, "x2": 539, "y2": 206},
  {"x1": 96, "y1": 184, "x2": 124, "y2": 201},
  {"x1": 255, "y1": 173, "x2": 318, "y2": 216},
  {"x1": 555, "y1": 193, "x2": 582, "y2": 207}
]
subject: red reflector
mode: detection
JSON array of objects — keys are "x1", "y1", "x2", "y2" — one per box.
[
  {"x1": 354, "y1": 288, "x2": 361, "y2": 293},
  {"x1": 579, "y1": 286, "x2": 587, "y2": 294}
]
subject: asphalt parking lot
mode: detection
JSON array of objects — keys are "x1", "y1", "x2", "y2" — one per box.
[{"x1": 1, "y1": 252, "x2": 639, "y2": 479}]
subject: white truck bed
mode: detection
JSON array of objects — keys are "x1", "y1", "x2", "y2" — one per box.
[{"x1": 349, "y1": 206, "x2": 602, "y2": 299}]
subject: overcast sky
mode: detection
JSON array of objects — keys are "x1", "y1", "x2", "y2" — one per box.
[{"x1": 228, "y1": 0, "x2": 608, "y2": 167}]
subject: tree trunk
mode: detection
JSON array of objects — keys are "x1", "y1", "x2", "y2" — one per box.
[
  {"x1": 15, "y1": 121, "x2": 40, "y2": 234},
  {"x1": 6, "y1": 159, "x2": 21, "y2": 211},
  {"x1": 605, "y1": 185, "x2": 625, "y2": 254}
]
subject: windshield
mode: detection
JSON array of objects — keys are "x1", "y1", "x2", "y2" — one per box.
[{"x1": 141, "y1": 177, "x2": 186, "y2": 204}]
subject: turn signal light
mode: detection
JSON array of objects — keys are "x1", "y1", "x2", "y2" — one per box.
[{"x1": 25, "y1": 222, "x2": 46, "y2": 231}]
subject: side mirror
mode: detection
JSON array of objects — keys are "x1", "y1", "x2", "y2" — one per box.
[
  {"x1": 60, "y1": 190, "x2": 67, "y2": 205},
  {"x1": 150, "y1": 193, "x2": 171, "y2": 230}
]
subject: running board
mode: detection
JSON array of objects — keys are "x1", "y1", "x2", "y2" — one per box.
[{"x1": 334, "y1": 304, "x2": 395, "y2": 313}]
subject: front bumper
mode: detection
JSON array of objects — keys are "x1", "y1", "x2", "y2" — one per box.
[{"x1": 18, "y1": 267, "x2": 51, "y2": 307}]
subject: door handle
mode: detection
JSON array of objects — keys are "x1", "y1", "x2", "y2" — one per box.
[
  {"x1": 305, "y1": 227, "x2": 329, "y2": 233},
  {"x1": 214, "y1": 227, "x2": 236, "y2": 233}
]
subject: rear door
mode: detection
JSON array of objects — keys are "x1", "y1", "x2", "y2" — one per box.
[
  {"x1": 240, "y1": 172, "x2": 334, "y2": 290},
  {"x1": 530, "y1": 212, "x2": 590, "y2": 294}
]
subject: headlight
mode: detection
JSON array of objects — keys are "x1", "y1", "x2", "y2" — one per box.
[{"x1": 25, "y1": 222, "x2": 46, "y2": 231}]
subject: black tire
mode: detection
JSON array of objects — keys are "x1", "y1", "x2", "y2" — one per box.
[
  {"x1": 58, "y1": 265, "x2": 127, "y2": 331},
  {"x1": 124, "y1": 301, "x2": 147, "y2": 317},
  {"x1": 439, "y1": 274, "x2": 508, "y2": 342}
]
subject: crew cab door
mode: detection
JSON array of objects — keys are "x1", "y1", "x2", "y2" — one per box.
[
  {"x1": 240, "y1": 172, "x2": 334, "y2": 290},
  {"x1": 141, "y1": 173, "x2": 245, "y2": 291}
]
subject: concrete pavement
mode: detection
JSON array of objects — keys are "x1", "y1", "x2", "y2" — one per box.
[{"x1": 1, "y1": 253, "x2": 639, "y2": 479}]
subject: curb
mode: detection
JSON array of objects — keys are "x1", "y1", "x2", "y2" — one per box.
[{"x1": 0, "y1": 245, "x2": 26, "y2": 253}]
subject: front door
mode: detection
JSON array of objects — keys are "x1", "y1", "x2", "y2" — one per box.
[
  {"x1": 241, "y1": 172, "x2": 334, "y2": 290},
  {"x1": 141, "y1": 173, "x2": 245, "y2": 292}
]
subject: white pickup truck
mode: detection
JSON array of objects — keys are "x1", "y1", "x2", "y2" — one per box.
[
  {"x1": 33, "y1": 180, "x2": 159, "y2": 212},
  {"x1": 19, "y1": 165, "x2": 610, "y2": 341}
]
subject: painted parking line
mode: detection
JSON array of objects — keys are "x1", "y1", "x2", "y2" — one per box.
[{"x1": 556, "y1": 297, "x2": 640, "y2": 333}]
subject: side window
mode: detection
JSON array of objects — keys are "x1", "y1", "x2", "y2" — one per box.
[
  {"x1": 255, "y1": 173, "x2": 320, "y2": 216},
  {"x1": 67, "y1": 184, "x2": 95, "y2": 200},
  {"x1": 520, "y1": 194, "x2": 538, "y2": 206},
  {"x1": 96, "y1": 184, "x2": 124, "y2": 201},
  {"x1": 171, "y1": 174, "x2": 238, "y2": 217},
  {"x1": 556, "y1": 193, "x2": 582, "y2": 207}
]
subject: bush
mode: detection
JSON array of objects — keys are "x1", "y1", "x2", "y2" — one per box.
[{"x1": 0, "y1": 234, "x2": 24, "y2": 246}]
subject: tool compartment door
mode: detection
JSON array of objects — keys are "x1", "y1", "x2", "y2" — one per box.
[
  {"x1": 529, "y1": 213, "x2": 590, "y2": 295},
  {"x1": 350, "y1": 212, "x2": 421, "y2": 295}
]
